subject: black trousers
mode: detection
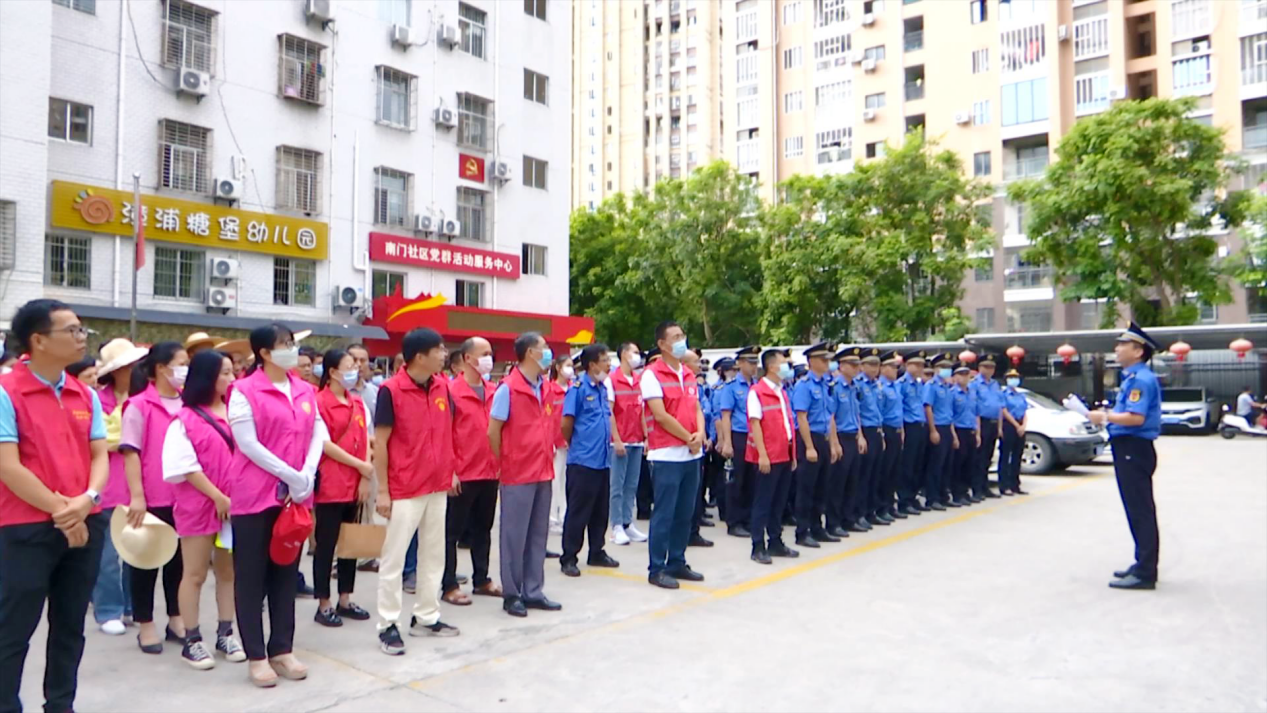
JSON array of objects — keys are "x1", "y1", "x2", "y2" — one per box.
[
  {"x1": 924, "y1": 425, "x2": 953, "y2": 505},
  {"x1": 313, "y1": 501, "x2": 358, "y2": 602},
  {"x1": 952, "y1": 427, "x2": 977, "y2": 499},
  {"x1": 998, "y1": 422, "x2": 1024, "y2": 491},
  {"x1": 635, "y1": 457, "x2": 653, "y2": 520},
  {"x1": 794, "y1": 432, "x2": 831, "y2": 537},
  {"x1": 976, "y1": 418, "x2": 999, "y2": 495},
  {"x1": 129, "y1": 505, "x2": 182, "y2": 624},
  {"x1": 561, "y1": 464, "x2": 611, "y2": 566},
  {"x1": 851, "y1": 427, "x2": 882, "y2": 521},
  {"x1": 750, "y1": 461, "x2": 793, "y2": 548},
  {"x1": 878, "y1": 425, "x2": 903, "y2": 515},
  {"x1": 725, "y1": 430, "x2": 753, "y2": 528},
  {"x1": 0, "y1": 515, "x2": 105, "y2": 713},
  {"x1": 444, "y1": 479, "x2": 497, "y2": 592},
  {"x1": 1111, "y1": 436, "x2": 1160, "y2": 581},
  {"x1": 232, "y1": 507, "x2": 298, "y2": 661},
  {"x1": 899, "y1": 423, "x2": 927, "y2": 507},
  {"x1": 828, "y1": 434, "x2": 859, "y2": 529},
  {"x1": 692, "y1": 456, "x2": 708, "y2": 535}
]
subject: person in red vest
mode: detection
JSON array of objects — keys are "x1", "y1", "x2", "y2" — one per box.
[
  {"x1": 746, "y1": 349, "x2": 800, "y2": 564},
  {"x1": 640, "y1": 320, "x2": 707, "y2": 590},
  {"x1": 0, "y1": 299, "x2": 109, "y2": 713},
  {"x1": 546, "y1": 354, "x2": 571, "y2": 534},
  {"x1": 606, "y1": 342, "x2": 648, "y2": 546},
  {"x1": 442, "y1": 337, "x2": 502, "y2": 605},
  {"x1": 489, "y1": 332, "x2": 563, "y2": 618},
  {"x1": 373, "y1": 328, "x2": 461, "y2": 655}
]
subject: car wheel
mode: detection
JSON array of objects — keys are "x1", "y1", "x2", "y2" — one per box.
[
  {"x1": 1021, "y1": 435, "x2": 1055, "y2": 474},
  {"x1": 1220, "y1": 428, "x2": 1237, "y2": 440}
]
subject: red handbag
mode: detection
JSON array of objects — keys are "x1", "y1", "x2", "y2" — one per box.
[{"x1": 270, "y1": 499, "x2": 314, "y2": 566}]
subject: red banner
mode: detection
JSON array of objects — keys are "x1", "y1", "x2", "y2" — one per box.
[
  {"x1": 458, "y1": 153, "x2": 485, "y2": 183},
  {"x1": 369, "y1": 232, "x2": 520, "y2": 279}
]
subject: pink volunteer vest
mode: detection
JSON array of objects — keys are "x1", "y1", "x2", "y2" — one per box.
[
  {"x1": 124, "y1": 384, "x2": 179, "y2": 508},
  {"x1": 171, "y1": 407, "x2": 235, "y2": 537},
  {"x1": 228, "y1": 369, "x2": 317, "y2": 516},
  {"x1": 98, "y1": 385, "x2": 130, "y2": 509}
]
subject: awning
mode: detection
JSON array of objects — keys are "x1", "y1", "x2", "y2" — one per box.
[
  {"x1": 965, "y1": 323, "x2": 1267, "y2": 353},
  {"x1": 67, "y1": 303, "x2": 387, "y2": 340}
]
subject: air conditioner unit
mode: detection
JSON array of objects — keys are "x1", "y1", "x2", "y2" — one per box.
[
  {"x1": 305, "y1": 0, "x2": 335, "y2": 23},
  {"x1": 1191, "y1": 40, "x2": 1209, "y2": 53},
  {"x1": 440, "y1": 219, "x2": 460, "y2": 237},
  {"x1": 1057, "y1": 24, "x2": 1069, "y2": 41},
  {"x1": 861, "y1": 12, "x2": 875, "y2": 26},
  {"x1": 491, "y1": 160, "x2": 511, "y2": 183},
  {"x1": 438, "y1": 24, "x2": 459, "y2": 49},
  {"x1": 414, "y1": 212, "x2": 435, "y2": 233},
  {"x1": 863, "y1": 108, "x2": 877, "y2": 122},
  {"x1": 954, "y1": 111, "x2": 971, "y2": 125},
  {"x1": 1108, "y1": 85, "x2": 1128, "y2": 100},
  {"x1": 213, "y1": 177, "x2": 242, "y2": 201},
  {"x1": 333, "y1": 285, "x2": 364, "y2": 311},
  {"x1": 206, "y1": 284, "x2": 238, "y2": 310},
  {"x1": 177, "y1": 67, "x2": 210, "y2": 97},
  {"x1": 849, "y1": 50, "x2": 865, "y2": 64},
  {"x1": 391, "y1": 23, "x2": 413, "y2": 47},
  {"x1": 861, "y1": 58, "x2": 877, "y2": 72},
  {"x1": 432, "y1": 106, "x2": 456, "y2": 129},
  {"x1": 209, "y1": 257, "x2": 240, "y2": 280}
]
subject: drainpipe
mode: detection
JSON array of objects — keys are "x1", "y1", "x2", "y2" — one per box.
[
  {"x1": 490, "y1": 0, "x2": 501, "y2": 310},
  {"x1": 112, "y1": 0, "x2": 129, "y2": 307}
]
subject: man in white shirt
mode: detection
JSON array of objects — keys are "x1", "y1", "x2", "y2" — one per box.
[
  {"x1": 1235, "y1": 387, "x2": 1263, "y2": 422},
  {"x1": 745, "y1": 349, "x2": 800, "y2": 564}
]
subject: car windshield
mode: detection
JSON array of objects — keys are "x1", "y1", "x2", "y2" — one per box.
[
  {"x1": 1021, "y1": 389, "x2": 1064, "y2": 411},
  {"x1": 1162, "y1": 388, "x2": 1204, "y2": 402}
]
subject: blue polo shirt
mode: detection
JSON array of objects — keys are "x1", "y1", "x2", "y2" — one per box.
[
  {"x1": 878, "y1": 375, "x2": 903, "y2": 428},
  {"x1": 1003, "y1": 387, "x2": 1029, "y2": 422},
  {"x1": 923, "y1": 378, "x2": 954, "y2": 426},
  {"x1": 1107, "y1": 362, "x2": 1161, "y2": 440},
  {"x1": 563, "y1": 372, "x2": 612, "y2": 469},
  {"x1": 951, "y1": 383, "x2": 977, "y2": 429},
  {"x1": 897, "y1": 372, "x2": 926, "y2": 424},
  {"x1": 717, "y1": 374, "x2": 753, "y2": 434},
  {"x1": 698, "y1": 381, "x2": 716, "y2": 442},
  {"x1": 792, "y1": 371, "x2": 832, "y2": 434},
  {"x1": 0, "y1": 370, "x2": 107, "y2": 443},
  {"x1": 855, "y1": 374, "x2": 882, "y2": 428},
  {"x1": 490, "y1": 371, "x2": 543, "y2": 421},
  {"x1": 971, "y1": 374, "x2": 1003, "y2": 420},
  {"x1": 832, "y1": 374, "x2": 860, "y2": 433}
]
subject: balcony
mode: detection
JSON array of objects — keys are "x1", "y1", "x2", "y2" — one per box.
[
  {"x1": 1173, "y1": 54, "x2": 1213, "y2": 97},
  {"x1": 1244, "y1": 1, "x2": 1267, "y2": 37},
  {"x1": 904, "y1": 81, "x2": 925, "y2": 101},
  {"x1": 1073, "y1": 17, "x2": 1109, "y2": 60},
  {"x1": 817, "y1": 147, "x2": 853, "y2": 164},
  {"x1": 736, "y1": 139, "x2": 759, "y2": 173},
  {"x1": 1243, "y1": 34, "x2": 1267, "y2": 89},
  {"x1": 1074, "y1": 72, "x2": 1111, "y2": 116},
  {"x1": 1004, "y1": 265, "x2": 1053, "y2": 289},
  {"x1": 1002, "y1": 155, "x2": 1048, "y2": 182},
  {"x1": 903, "y1": 30, "x2": 924, "y2": 52},
  {"x1": 1247, "y1": 125, "x2": 1267, "y2": 150},
  {"x1": 736, "y1": 10, "x2": 758, "y2": 43}
]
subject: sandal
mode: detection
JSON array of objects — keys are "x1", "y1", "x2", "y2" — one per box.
[
  {"x1": 471, "y1": 582, "x2": 503, "y2": 598},
  {"x1": 442, "y1": 588, "x2": 472, "y2": 606}
]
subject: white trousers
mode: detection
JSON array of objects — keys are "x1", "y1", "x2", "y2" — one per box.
[
  {"x1": 550, "y1": 448, "x2": 568, "y2": 527},
  {"x1": 376, "y1": 491, "x2": 446, "y2": 630}
]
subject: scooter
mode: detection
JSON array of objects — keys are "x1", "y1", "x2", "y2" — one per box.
[{"x1": 1218, "y1": 404, "x2": 1267, "y2": 439}]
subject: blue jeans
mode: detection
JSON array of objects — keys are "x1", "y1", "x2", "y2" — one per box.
[
  {"x1": 609, "y1": 445, "x2": 644, "y2": 528},
  {"x1": 647, "y1": 459, "x2": 700, "y2": 576},
  {"x1": 91, "y1": 508, "x2": 131, "y2": 623},
  {"x1": 403, "y1": 530, "x2": 418, "y2": 579}
]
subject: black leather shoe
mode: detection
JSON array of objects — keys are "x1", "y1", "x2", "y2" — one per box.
[
  {"x1": 1108, "y1": 574, "x2": 1155, "y2": 590},
  {"x1": 523, "y1": 596, "x2": 562, "y2": 611},
  {"x1": 929, "y1": 502, "x2": 947, "y2": 511},
  {"x1": 902, "y1": 505, "x2": 922, "y2": 516},
  {"x1": 945, "y1": 499, "x2": 965, "y2": 508},
  {"x1": 767, "y1": 542, "x2": 800, "y2": 558},
  {"x1": 983, "y1": 489, "x2": 1001, "y2": 498},
  {"x1": 560, "y1": 562, "x2": 581, "y2": 577},
  {"x1": 688, "y1": 534, "x2": 714, "y2": 548},
  {"x1": 827, "y1": 526, "x2": 850, "y2": 538},
  {"x1": 587, "y1": 552, "x2": 620, "y2": 568},
  {"x1": 751, "y1": 546, "x2": 772, "y2": 565},
  {"x1": 1000, "y1": 489, "x2": 1014, "y2": 496},
  {"x1": 1113, "y1": 565, "x2": 1136, "y2": 579},
  {"x1": 503, "y1": 597, "x2": 527, "y2": 618},
  {"x1": 811, "y1": 529, "x2": 840, "y2": 543},
  {"x1": 875, "y1": 513, "x2": 895, "y2": 524},
  {"x1": 648, "y1": 572, "x2": 680, "y2": 589},
  {"x1": 915, "y1": 503, "x2": 932, "y2": 512},
  {"x1": 700, "y1": 518, "x2": 716, "y2": 528},
  {"x1": 867, "y1": 515, "x2": 891, "y2": 527},
  {"x1": 1014, "y1": 488, "x2": 1029, "y2": 495},
  {"x1": 795, "y1": 535, "x2": 821, "y2": 548},
  {"x1": 969, "y1": 495, "x2": 985, "y2": 503},
  {"x1": 856, "y1": 518, "x2": 874, "y2": 531},
  {"x1": 889, "y1": 509, "x2": 908, "y2": 520},
  {"x1": 782, "y1": 515, "x2": 798, "y2": 527},
  {"x1": 668, "y1": 566, "x2": 705, "y2": 582},
  {"x1": 728, "y1": 525, "x2": 752, "y2": 538},
  {"x1": 845, "y1": 521, "x2": 869, "y2": 533},
  {"x1": 546, "y1": 550, "x2": 562, "y2": 559}
]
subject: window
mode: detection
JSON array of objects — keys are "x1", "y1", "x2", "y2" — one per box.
[
  {"x1": 372, "y1": 270, "x2": 405, "y2": 300},
  {"x1": 379, "y1": 0, "x2": 411, "y2": 25},
  {"x1": 163, "y1": 0, "x2": 216, "y2": 74},
  {"x1": 44, "y1": 235, "x2": 91, "y2": 289},
  {"x1": 1240, "y1": 34, "x2": 1267, "y2": 87},
  {"x1": 817, "y1": 0, "x2": 848, "y2": 26},
  {"x1": 524, "y1": 69, "x2": 549, "y2": 105},
  {"x1": 816, "y1": 127, "x2": 852, "y2": 163},
  {"x1": 457, "y1": 93, "x2": 491, "y2": 150},
  {"x1": 865, "y1": 92, "x2": 886, "y2": 109},
  {"x1": 52, "y1": 0, "x2": 94, "y2": 14},
  {"x1": 1198, "y1": 301, "x2": 1217, "y2": 323},
  {"x1": 975, "y1": 307, "x2": 995, "y2": 330},
  {"x1": 973, "y1": 151, "x2": 992, "y2": 177},
  {"x1": 973, "y1": 100, "x2": 990, "y2": 125},
  {"x1": 522, "y1": 243, "x2": 547, "y2": 275},
  {"x1": 376, "y1": 66, "x2": 416, "y2": 129},
  {"x1": 273, "y1": 258, "x2": 315, "y2": 307},
  {"x1": 783, "y1": 91, "x2": 803, "y2": 113},
  {"x1": 814, "y1": 34, "x2": 850, "y2": 60},
  {"x1": 276, "y1": 146, "x2": 322, "y2": 213},
  {"x1": 1006, "y1": 304, "x2": 1053, "y2": 333},
  {"x1": 374, "y1": 167, "x2": 410, "y2": 226},
  {"x1": 862, "y1": 0, "x2": 883, "y2": 14},
  {"x1": 522, "y1": 156, "x2": 548, "y2": 189},
  {"x1": 783, "y1": 47, "x2": 802, "y2": 69},
  {"x1": 48, "y1": 98, "x2": 92, "y2": 144},
  {"x1": 863, "y1": 45, "x2": 886, "y2": 62},
  {"x1": 865, "y1": 141, "x2": 882, "y2": 159},
  {"x1": 1000, "y1": 23, "x2": 1045, "y2": 73},
  {"x1": 158, "y1": 119, "x2": 211, "y2": 194},
  {"x1": 783, "y1": 1, "x2": 801, "y2": 24},
  {"x1": 456, "y1": 187, "x2": 486, "y2": 241},
  {"x1": 816, "y1": 80, "x2": 851, "y2": 108},
  {"x1": 458, "y1": 3, "x2": 487, "y2": 59},
  {"x1": 1001, "y1": 78, "x2": 1049, "y2": 126},
  {"x1": 524, "y1": 0, "x2": 546, "y2": 21},
  {"x1": 153, "y1": 246, "x2": 204, "y2": 301},
  {"x1": 279, "y1": 35, "x2": 325, "y2": 105},
  {"x1": 969, "y1": 0, "x2": 986, "y2": 24},
  {"x1": 972, "y1": 48, "x2": 989, "y2": 74},
  {"x1": 1170, "y1": 0, "x2": 1210, "y2": 40},
  {"x1": 784, "y1": 136, "x2": 804, "y2": 158},
  {"x1": 455, "y1": 279, "x2": 484, "y2": 307}
]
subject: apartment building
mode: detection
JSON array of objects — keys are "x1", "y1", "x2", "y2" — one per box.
[
  {"x1": 0, "y1": 0, "x2": 582, "y2": 355},
  {"x1": 723, "y1": 0, "x2": 1267, "y2": 330},
  {"x1": 571, "y1": 0, "x2": 726, "y2": 211}
]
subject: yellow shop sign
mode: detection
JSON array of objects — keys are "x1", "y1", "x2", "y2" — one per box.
[{"x1": 49, "y1": 181, "x2": 329, "y2": 260}]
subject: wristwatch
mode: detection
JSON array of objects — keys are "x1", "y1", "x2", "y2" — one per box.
[{"x1": 85, "y1": 489, "x2": 102, "y2": 506}]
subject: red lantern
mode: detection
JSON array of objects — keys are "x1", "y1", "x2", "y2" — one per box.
[
  {"x1": 1170, "y1": 341, "x2": 1191, "y2": 363},
  {"x1": 1006, "y1": 345, "x2": 1026, "y2": 366},
  {"x1": 1056, "y1": 343, "x2": 1077, "y2": 365},
  {"x1": 1231, "y1": 338, "x2": 1254, "y2": 360},
  {"x1": 959, "y1": 350, "x2": 977, "y2": 364}
]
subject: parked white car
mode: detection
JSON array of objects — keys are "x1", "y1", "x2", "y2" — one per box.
[{"x1": 1015, "y1": 389, "x2": 1108, "y2": 474}]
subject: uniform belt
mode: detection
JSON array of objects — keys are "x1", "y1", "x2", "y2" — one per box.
[{"x1": 981, "y1": 417, "x2": 999, "y2": 422}]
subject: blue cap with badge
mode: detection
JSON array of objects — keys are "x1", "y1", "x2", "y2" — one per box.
[{"x1": 1115, "y1": 321, "x2": 1159, "y2": 351}]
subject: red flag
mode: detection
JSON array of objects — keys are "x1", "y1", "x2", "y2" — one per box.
[
  {"x1": 133, "y1": 183, "x2": 145, "y2": 269},
  {"x1": 458, "y1": 153, "x2": 486, "y2": 183}
]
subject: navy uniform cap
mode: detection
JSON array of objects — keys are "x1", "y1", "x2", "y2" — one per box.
[
  {"x1": 804, "y1": 342, "x2": 832, "y2": 359},
  {"x1": 645, "y1": 346, "x2": 661, "y2": 363},
  {"x1": 793, "y1": 363, "x2": 808, "y2": 377},
  {"x1": 735, "y1": 345, "x2": 761, "y2": 361},
  {"x1": 880, "y1": 350, "x2": 900, "y2": 364},
  {"x1": 571, "y1": 354, "x2": 583, "y2": 368},
  {"x1": 932, "y1": 352, "x2": 955, "y2": 366},
  {"x1": 953, "y1": 362, "x2": 972, "y2": 374},
  {"x1": 713, "y1": 357, "x2": 735, "y2": 372},
  {"x1": 1116, "y1": 321, "x2": 1160, "y2": 351},
  {"x1": 902, "y1": 349, "x2": 928, "y2": 364},
  {"x1": 834, "y1": 345, "x2": 861, "y2": 363},
  {"x1": 978, "y1": 352, "x2": 998, "y2": 366},
  {"x1": 860, "y1": 347, "x2": 882, "y2": 364}
]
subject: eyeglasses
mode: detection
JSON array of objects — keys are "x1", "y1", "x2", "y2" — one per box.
[{"x1": 43, "y1": 325, "x2": 90, "y2": 339}]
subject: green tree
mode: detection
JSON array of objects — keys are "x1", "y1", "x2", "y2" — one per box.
[{"x1": 1009, "y1": 97, "x2": 1252, "y2": 327}]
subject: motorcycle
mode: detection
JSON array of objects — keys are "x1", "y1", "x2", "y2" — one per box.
[{"x1": 1218, "y1": 404, "x2": 1267, "y2": 439}]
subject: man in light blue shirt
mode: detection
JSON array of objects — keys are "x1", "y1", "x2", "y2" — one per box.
[{"x1": 559, "y1": 343, "x2": 619, "y2": 577}]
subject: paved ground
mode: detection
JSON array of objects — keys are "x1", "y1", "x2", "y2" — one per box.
[{"x1": 18, "y1": 436, "x2": 1267, "y2": 712}]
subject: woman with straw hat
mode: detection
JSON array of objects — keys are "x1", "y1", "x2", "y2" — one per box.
[{"x1": 162, "y1": 350, "x2": 247, "y2": 670}]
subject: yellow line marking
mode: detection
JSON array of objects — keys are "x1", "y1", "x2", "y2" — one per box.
[{"x1": 584, "y1": 566, "x2": 716, "y2": 593}]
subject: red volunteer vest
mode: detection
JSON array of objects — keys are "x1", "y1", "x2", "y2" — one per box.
[
  {"x1": 381, "y1": 370, "x2": 455, "y2": 500},
  {"x1": 0, "y1": 363, "x2": 99, "y2": 527},
  {"x1": 609, "y1": 368, "x2": 644, "y2": 444},
  {"x1": 450, "y1": 376, "x2": 497, "y2": 482},
  {"x1": 746, "y1": 379, "x2": 796, "y2": 465},
  {"x1": 545, "y1": 380, "x2": 568, "y2": 449},
  {"x1": 315, "y1": 388, "x2": 368, "y2": 504},
  {"x1": 497, "y1": 367, "x2": 554, "y2": 486},
  {"x1": 645, "y1": 359, "x2": 700, "y2": 451}
]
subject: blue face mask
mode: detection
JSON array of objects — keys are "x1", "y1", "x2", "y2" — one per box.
[
  {"x1": 539, "y1": 347, "x2": 554, "y2": 370},
  {"x1": 777, "y1": 363, "x2": 794, "y2": 381},
  {"x1": 938, "y1": 368, "x2": 953, "y2": 379},
  {"x1": 671, "y1": 339, "x2": 688, "y2": 359},
  {"x1": 312, "y1": 363, "x2": 324, "y2": 378},
  {"x1": 371, "y1": 375, "x2": 385, "y2": 386},
  {"x1": 1007, "y1": 378, "x2": 1021, "y2": 387}
]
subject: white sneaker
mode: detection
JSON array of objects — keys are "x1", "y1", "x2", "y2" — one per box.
[
  {"x1": 549, "y1": 522, "x2": 564, "y2": 535},
  {"x1": 625, "y1": 524, "x2": 648, "y2": 542},
  {"x1": 611, "y1": 525, "x2": 630, "y2": 546},
  {"x1": 100, "y1": 619, "x2": 126, "y2": 636}
]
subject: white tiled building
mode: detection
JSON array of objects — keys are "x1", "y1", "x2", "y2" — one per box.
[{"x1": 0, "y1": 0, "x2": 571, "y2": 338}]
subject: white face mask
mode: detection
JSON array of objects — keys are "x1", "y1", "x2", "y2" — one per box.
[
  {"x1": 167, "y1": 365, "x2": 189, "y2": 388},
  {"x1": 628, "y1": 353, "x2": 643, "y2": 368},
  {"x1": 562, "y1": 366, "x2": 575, "y2": 380},
  {"x1": 476, "y1": 355, "x2": 494, "y2": 375},
  {"x1": 271, "y1": 346, "x2": 300, "y2": 370},
  {"x1": 339, "y1": 370, "x2": 358, "y2": 389}
]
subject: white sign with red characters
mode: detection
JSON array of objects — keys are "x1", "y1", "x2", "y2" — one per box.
[{"x1": 369, "y1": 232, "x2": 520, "y2": 279}]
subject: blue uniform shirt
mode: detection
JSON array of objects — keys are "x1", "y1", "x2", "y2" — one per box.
[
  {"x1": 563, "y1": 372, "x2": 612, "y2": 469},
  {"x1": 698, "y1": 382, "x2": 716, "y2": 443},
  {"x1": 0, "y1": 370, "x2": 106, "y2": 443},
  {"x1": 878, "y1": 375, "x2": 903, "y2": 428},
  {"x1": 971, "y1": 374, "x2": 1003, "y2": 420},
  {"x1": 897, "y1": 372, "x2": 927, "y2": 424},
  {"x1": 1003, "y1": 387, "x2": 1029, "y2": 422},
  {"x1": 832, "y1": 374, "x2": 860, "y2": 433},
  {"x1": 1107, "y1": 362, "x2": 1162, "y2": 440},
  {"x1": 951, "y1": 383, "x2": 977, "y2": 429},
  {"x1": 792, "y1": 372, "x2": 832, "y2": 434},
  {"x1": 855, "y1": 374, "x2": 882, "y2": 428},
  {"x1": 717, "y1": 374, "x2": 753, "y2": 434},
  {"x1": 923, "y1": 378, "x2": 954, "y2": 426}
]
